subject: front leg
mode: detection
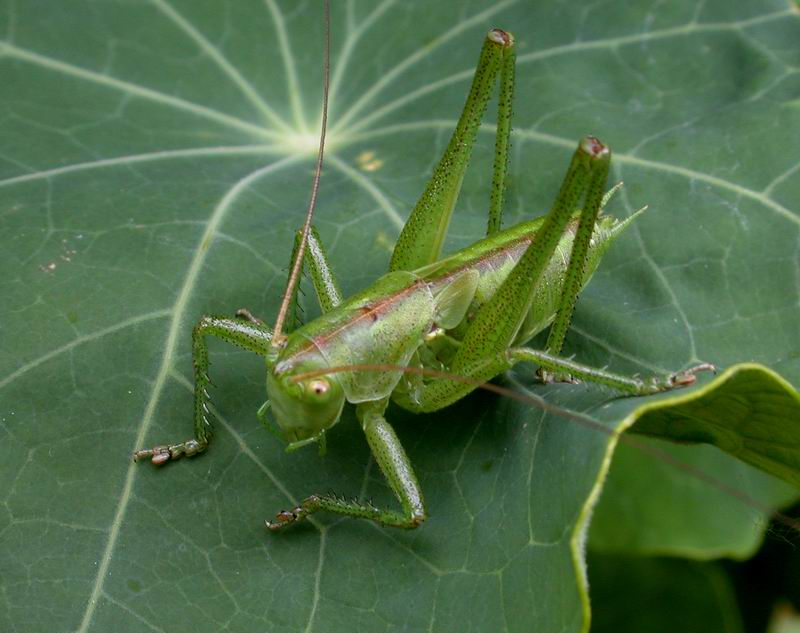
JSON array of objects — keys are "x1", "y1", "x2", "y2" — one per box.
[
  {"x1": 133, "y1": 314, "x2": 273, "y2": 465},
  {"x1": 266, "y1": 400, "x2": 425, "y2": 531}
]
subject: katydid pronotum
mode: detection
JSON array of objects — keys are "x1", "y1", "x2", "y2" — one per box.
[{"x1": 133, "y1": 20, "x2": 716, "y2": 532}]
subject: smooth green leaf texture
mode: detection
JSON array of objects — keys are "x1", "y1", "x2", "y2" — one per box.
[
  {"x1": 589, "y1": 365, "x2": 800, "y2": 559},
  {"x1": 633, "y1": 365, "x2": 800, "y2": 486},
  {"x1": 770, "y1": 616, "x2": 800, "y2": 633},
  {"x1": 1, "y1": 1, "x2": 799, "y2": 632},
  {"x1": 587, "y1": 554, "x2": 745, "y2": 633},
  {"x1": 771, "y1": 612, "x2": 800, "y2": 633}
]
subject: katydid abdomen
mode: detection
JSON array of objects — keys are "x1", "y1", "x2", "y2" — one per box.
[{"x1": 421, "y1": 208, "x2": 639, "y2": 347}]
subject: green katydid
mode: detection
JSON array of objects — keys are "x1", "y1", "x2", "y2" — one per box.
[{"x1": 133, "y1": 19, "x2": 715, "y2": 532}]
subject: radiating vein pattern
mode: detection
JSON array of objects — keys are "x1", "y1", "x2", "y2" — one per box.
[{"x1": 0, "y1": 2, "x2": 797, "y2": 632}]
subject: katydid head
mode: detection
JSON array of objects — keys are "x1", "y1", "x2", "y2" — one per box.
[{"x1": 266, "y1": 355, "x2": 345, "y2": 451}]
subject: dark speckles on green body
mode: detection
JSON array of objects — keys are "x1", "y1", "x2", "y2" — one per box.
[
  {"x1": 389, "y1": 31, "x2": 513, "y2": 273},
  {"x1": 422, "y1": 211, "x2": 629, "y2": 346},
  {"x1": 359, "y1": 403, "x2": 425, "y2": 524}
]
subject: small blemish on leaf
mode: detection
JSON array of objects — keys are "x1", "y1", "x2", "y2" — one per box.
[
  {"x1": 356, "y1": 150, "x2": 384, "y2": 172},
  {"x1": 374, "y1": 231, "x2": 394, "y2": 254}
]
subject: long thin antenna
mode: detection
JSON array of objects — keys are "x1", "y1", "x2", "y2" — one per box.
[{"x1": 272, "y1": 0, "x2": 331, "y2": 347}]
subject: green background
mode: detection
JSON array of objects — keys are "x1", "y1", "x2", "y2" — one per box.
[{"x1": 1, "y1": 1, "x2": 799, "y2": 631}]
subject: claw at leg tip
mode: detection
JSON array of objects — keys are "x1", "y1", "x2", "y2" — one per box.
[
  {"x1": 670, "y1": 363, "x2": 717, "y2": 389},
  {"x1": 266, "y1": 510, "x2": 295, "y2": 532},
  {"x1": 674, "y1": 373, "x2": 697, "y2": 387},
  {"x1": 693, "y1": 362, "x2": 717, "y2": 374}
]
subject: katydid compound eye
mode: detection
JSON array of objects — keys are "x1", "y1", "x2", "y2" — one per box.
[{"x1": 308, "y1": 379, "x2": 330, "y2": 397}]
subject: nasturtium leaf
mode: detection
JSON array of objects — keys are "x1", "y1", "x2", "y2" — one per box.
[
  {"x1": 1, "y1": 1, "x2": 798, "y2": 632},
  {"x1": 588, "y1": 554, "x2": 744, "y2": 633},
  {"x1": 590, "y1": 365, "x2": 800, "y2": 559},
  {"x1": 632, "y1": 365, "x2": 800, "y2": 487}
]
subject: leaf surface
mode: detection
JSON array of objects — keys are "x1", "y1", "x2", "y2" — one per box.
[
  {"x1": 1, "y1": 1, "x2": 799, "y2": 632},
  {"x1": 589, "y1": 365, "x2": 800, "y2": 559},
  {"x1": 587, "y1": 554, "x2": 745, "y2": 633}
]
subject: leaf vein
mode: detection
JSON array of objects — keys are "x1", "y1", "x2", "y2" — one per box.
[
  {"x1": 0, "y1": 42, "x2": 277, "y2": 141},
  {"x1": 150, "y1": 0, "x2": 292, "y2": 133},
  {"x1": 75, "y1": 155, "x2": 299, "y2": 633}
]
